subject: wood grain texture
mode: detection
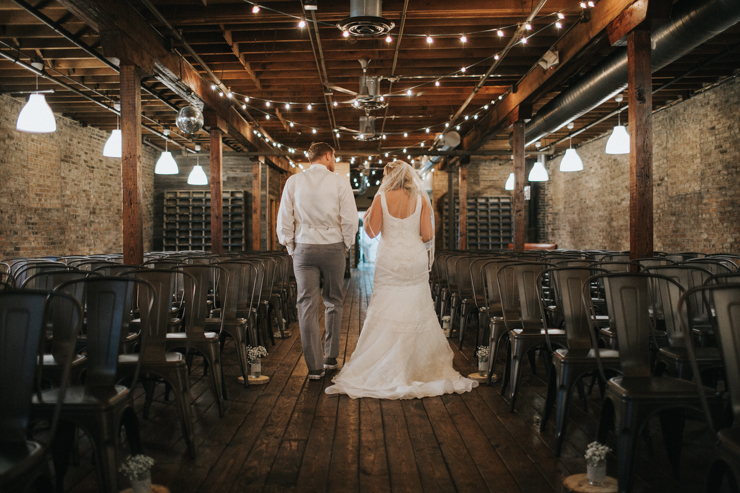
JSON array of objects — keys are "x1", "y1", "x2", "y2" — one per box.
[
  {"x1": 251, "y1": 160, "x2": 262, "y2": 250},
  {"x1": 120, "y1": 63, "x2": 143, "y2": 266},
  {"x1": 512, "y1": 121, "x2": 526, "y2": 253},
  {"x1": 628, "y1": 29, "x2": 654, "y2": 261},
  {"x1": 210, "y1": 129, "x2": 224, "y2": 254},
  {"x1": 458, "y1": 164, "x2": 467, "y2": 250}
]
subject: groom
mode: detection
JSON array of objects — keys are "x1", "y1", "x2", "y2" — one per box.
[{"x1": 277, "y1": 142, "x2": 358, "y2": 380}]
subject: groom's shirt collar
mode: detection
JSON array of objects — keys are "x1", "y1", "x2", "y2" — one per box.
[{"x1": 309, "y1": 163, "x2": 328, "y2": 171}]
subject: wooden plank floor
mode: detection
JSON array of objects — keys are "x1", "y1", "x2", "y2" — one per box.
[{"x1": 66, "y1": 265, "x2": 719, "y2": 493}]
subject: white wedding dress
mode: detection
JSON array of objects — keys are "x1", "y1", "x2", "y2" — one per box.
[{"x1": 325, "y1": 192, "x2": 478, "y2": 399}]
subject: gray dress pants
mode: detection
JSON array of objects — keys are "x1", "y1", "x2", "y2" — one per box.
[{"x1": 293, "y1": 242, "x2": 346, "y2": 371}]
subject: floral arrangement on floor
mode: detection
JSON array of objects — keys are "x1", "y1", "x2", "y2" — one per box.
[
  {"x1": 441, "y1": 316, "x2": 451, "y2": 322},
  {"x1": 119, "y1": 454, "x2": 155, "y2": 480},
  {"x1": 585, "y1": 441, "x2": 611, "y2": 464},
  {"x1": 247, "y1": 345, "x2": 268, "y2": 363},
  {"x1": 476, "y1": 346, "x2": 490, "y2": 362}
]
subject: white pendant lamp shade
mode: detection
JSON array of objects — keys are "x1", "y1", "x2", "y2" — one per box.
[
  {"x1": 504, "y1": 172, "x2": 515, "y2": 190},
  {"x1": 155, "y1": 151, "x2": 179, "y2": 175},
  {"x1": 560, "y1": 148, "x2": 584, "y2": 172},
  {"x1": 103, "y1": 129, "x2": 122, "y2": 158},
  {"x1": 605, "y1": 125, "x2": 630, "y2": 154},
  {"x1": 528, "y1": 159, "x2": 549, "y2": 182},
  {"x1": 188, "y1": 164, "x2": 208, "y2": 185},
  {"x1": 16, "y1": 93, "x2": 56, "y2": 133}
]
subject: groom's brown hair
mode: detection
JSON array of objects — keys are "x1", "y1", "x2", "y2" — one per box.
[{"x1": 307, "y1": 142, "x2": 334, "y2": 163}]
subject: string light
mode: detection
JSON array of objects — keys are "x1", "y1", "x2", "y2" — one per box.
[
  {"x1": 588, "y1": 1, "x2": 595, "y2": 6},
  {"x1": 227, "y1": 91, "x2": 233, "y2": 98},
  {"x1": 218, "y1": 92, "x2": 224, "y2": 97},
  {"x1": 298, "y1": 19, "x2": 306, "y2": 28},
  {"x1": 497, "y1": 29, "x2": 505, "y2": 37},
  {"x1": 521, "y1": 37, "x2": 528, "y2": 44},
  {"x1": 211, "y1": 84, "x2": 216, "y2": 90},
  {"x1": 289, "y1": 122, "x2": 294, "y2": 127},
  {"x1": 285, "y1": 103, "x2": 290, "y2": 109},
  {"x1": 342, "y1": 30, "x2": 350, "y2": 38},
  {"x1": 252, "y1": 5, "x2": 260, "y2": 13},
  {"x1": 244, "y1": 96, "x2": 250, "y2": 102},
  {"x1": 307, "y1": 104, "x2": 312, "y2": 110},
  {"x1": 386, "y1": 35, "x2": 392, "y2": 43},
  {"x1": 460, "y1": 35, "x2": 467, "y2": 43},
  {"x1": 242, "y1": 104, "x2": 247, "y2": 109},
  {"x1": 426, "y1": 128, "x2": 430, "y2": 133},
  {"x1": 426, "y1": 35, "x2": 433, "y2": 44},
  {"x1": 484, "y1": 105, "x2": 489, "y2": 109},
  {"x1": 456, "y1": 125, "x2": 460, "y2": 130},
  {"x1": 557, "y1": 12, "x2": 565, "y2": 19},
  {"x1": 556, "y1": 21, "x2": 562, "y2": 29},
  {"x1": 445, "y1": 123, "x2": 449, "y2": 127},
  {"x1": 265, "y1": 115, "x2": 270, "y2": 120},
  {"x1": 435, "y1": 80, "x2": 440, "y2": 87},
  {"x1": 265, "y1": 101, "x2": 270, "y2": 107},
  {"x1": 464, "y1": 115, "x2": 469, "y2": 120},
  {"x1": 404, "y1": 133, "x2": 408, "y2": 138},
  {"x1": 494, "y1": 54, "x2": 500, "y2": 60},
  {"x1": 461, "y1": 67, "x2": 467, "y2": 72},
  {"x1": 406, "y1": 89, "x2": 413, "y2": 96},
  {"x1": 524, "y1": 23, "x2": 532, "y2": 30},
  {"x1": 312, "y1": 128, "x2": 317, "y2": 134}
]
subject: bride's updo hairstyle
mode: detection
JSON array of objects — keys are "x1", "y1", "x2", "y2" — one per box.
[{"x1": 381, "y1": 160, "x2": 416, "y2": 195}]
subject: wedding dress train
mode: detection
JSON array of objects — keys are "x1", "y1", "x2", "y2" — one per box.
[{"x1": 325, "y1": 192, "x2": 478, "y2": 400}]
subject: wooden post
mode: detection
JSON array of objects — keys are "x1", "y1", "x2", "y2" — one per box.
[
  {"x1": 458, "y1": 164, "x2": 468, "y2": 250},
  {"x1": 628, "y1": 29, "x2": 653, "y2": 260},
  {"x1": 120, "y1": 63, "x2": 143, "y2": 265},
  {"x1": 512, "y1": 121, "x2": 526, "y2": 253},
  {"x1": 251, "y1": 159, "x2": 262, "y2": 251},
  {"x1": 210, "y1": 129, "x2": 223, "y2": 254},
  {"x1": 447, "y1": 169, "x2": 455, "y2": 250}
]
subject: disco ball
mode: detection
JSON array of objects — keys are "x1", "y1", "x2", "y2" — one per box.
[{"x1": 176, "y1": 105, "x2": 204, "y2": 134}]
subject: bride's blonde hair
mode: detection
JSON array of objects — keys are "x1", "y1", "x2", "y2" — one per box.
[{"x1": 382, "y1": 160, "x2": 415, "y2": 195}]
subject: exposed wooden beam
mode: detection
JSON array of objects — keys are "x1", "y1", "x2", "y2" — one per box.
[
  {"x1": 221, "y1": 26, "x2": 261, "y2": 90},
  {"x1": 458, "y1": 0, "x2": 638, "y2": 152},
  {"x1": 512, "y1": 121, "x2": 525, "y2": 253},
  {"x1": 628, "y1": 29, "x2": 653, "y2": 261},
  {"x1": 120, "y1": 63, "x2": 143, "y2": 265},
  {"x1": 56, "y1": 0, "x2": 288, "y2": 169},
  {"x1": 252, "y1": 159, "x2": 262, "y2": 251},
  {"x1": 210, "y1": 129, "x2": 224, "y2": 254},
  {"x1": 458, "y1": 164, "x2": 467, "y2": 250},
  {"x1": 274, "y1": 107, "x2": 290, "y2": 132}
]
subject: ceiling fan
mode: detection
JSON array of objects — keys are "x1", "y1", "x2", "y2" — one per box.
[{"x1": 323, "y1": 58, "x2": 425, "y2": 111}]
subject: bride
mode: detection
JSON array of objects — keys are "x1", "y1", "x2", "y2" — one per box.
[{"x1": 325, "y1": 160, "x2": 478, "y2": 399}]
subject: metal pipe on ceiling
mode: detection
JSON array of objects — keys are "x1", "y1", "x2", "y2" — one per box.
[
  {"x1": 0, "y1": 49, "x2": 193, "y2": 151},
  {"x1": 523, "y1": 0, "x2": 740, "y2": 146},
  {"x1": 10, "y1": 0, "x2": 181, "y2": 113},
  {"x1": 378, "y1": 0, "x2": 410, "y2": 140},
  {"x1": 306, "y1": 8, "x2": 340, "y2": 148},
  {"x1": 238, "y1": 149, "x2": 512, "y2": 158}
]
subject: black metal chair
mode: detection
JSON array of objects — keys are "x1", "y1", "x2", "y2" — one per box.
[
  {"x1": 539, "y1": 267, "x2": 619, "y2": 457},
  {"x1": 589, "y1": 273, "x2": 723, "y2": 493},
  {"x1": 684, "y1": 284, "x2": 740, "y2": 493},
  {"x1": 499, "y1": 261, "x2": 566, "y2": 412},
  {"x1": 483, "y1": 259, "x2": 518, "y2": 385},
  {"x1": 117, "y1": 269, "x2": 197, "y2": 458},
  {"x1": 32, "y1": 278, "x2": 151, "y2": 493},
  {"x1": 0, "y1": 290, "x2": 80, "y2": 493}
]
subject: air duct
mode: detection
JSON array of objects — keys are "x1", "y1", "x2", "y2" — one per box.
[
  {"x1": 523, "y1": 0, "x2": 740, "y2": 146},
  {"x1": 337, "y1": 0, "x2": 395, "y2": 37},
  {"x1": 419, "y1": 131, "x2": 461, "y2": 171}
]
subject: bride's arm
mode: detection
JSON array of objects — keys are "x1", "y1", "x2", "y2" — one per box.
[
  {"x1": 420, "y1": 198, "x2": 434, "y2": 243},
  {"x1": 364, "y1": 194, "x2": 383, "y2": 238}
]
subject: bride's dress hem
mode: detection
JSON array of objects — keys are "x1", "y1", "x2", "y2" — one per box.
[{"x1": 325, "y1": 374, "x2": 478, "y2": 400}]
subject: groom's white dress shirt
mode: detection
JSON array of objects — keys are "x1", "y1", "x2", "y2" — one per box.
[{"x1": 277, "y1": 163, "x2": 358, "y2": 255}]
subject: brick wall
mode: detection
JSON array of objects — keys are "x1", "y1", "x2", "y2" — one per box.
[
  {"x1": 538, "y1": 77, "x2": 740, "y2": 253},
  {"x1": 0, "y1": 94, "x2": 156, "y2": 258}
]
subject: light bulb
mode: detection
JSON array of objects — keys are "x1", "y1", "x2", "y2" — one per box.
[
  {"x1": 494, "y1": 54, "x2": 500, "y2": 60},
  {"x1": 404, "y1": 133, "x2": 408, "y2": 138},
  {"x1": 242, "y1": 104, "x2": 247, "y2": 109},
  {"x1": 456, "y1": 125, "x2": 460, "y2": 130},
  {"x1": 505, "y1": 172, "x2": 515, "y2": 190},
  {"x1": 560, "y1": 148, "x2": 584, "y2": 172},
  {"x1": 333, "y1": 101, "x2": 338, "y2": 107},
  {"x1": 484, "y1": 105, "x2": 489, "y2": 110},
  {"x1": 605, "y1": 125, "x2": 630, "y2": 154},
  {"x1": 244, "y1": 96, "x2": 250, "y2": 102},
  {"x1": 406, "y1": 89, "x2": 412, "y2": 96},
  {"x1": 266, "y1": 115, "x2": 270, "y2": 120},
  {"x1": 307, "y1": 104, "x2": 312, "y2": 110},
  {"x1": 343, "y1": 30, "x2": 350, "y2": 38},
  {"x1": 289, "y1": 122, "x2": 294, "y2": 127},
  {"x1": 285, "y1": 103, "x2": 290, "y2": 109},
  {"x1": 386, "y1": 35, "x2": 392, "y2": 43},
  {"x1": 227, "y1": 91, "x2": 233, "y2": 98},
  {"x1": 497, "y1": 29, "x2": 504, "y2": 37},
  {"x1": 16, "y1": 93, "x2": 56, "y2": 133},
  {"x1": 252, "y1": 5, "x2": 260, "y2": 13},
  {"x1": 103, "y1": 129, "x2": 122, "y2": 157},
  {"x1": 557, "y1": 12, "x2": 565, "y2": 19},
  {"x1": 155, "y1": 151, "x2": 179, "y2": 175},
  {"x1": 426, "y1": 36, "x2": 433, "y2": 44},
  {"x1": 312, "y1": 128, "x2": 317, "y2": 134},
  {"x1": 556, "y1": 21, "x2": 562, "y2": 29},
  {"x1": 445, "y1": 123, "x2": 449, "y2": 127},
  {"x1": 426, "y1": 128, "x2": 430, "y2": 133},
  {"x1": 265, "y1": 101, "x2": 270, "y2": 107},
  {"x1": 460, "y1": 35, "x2": 467, "y2": 43},
  {"x1": 521, "y1": 37, "x2": 528, "y2": 44},
  {"x1": 298, "y1": 19, "x2": 306, "y2": 28},
  {"x1": 187, "y1": 164, "x2": 208, "y2": 185},
  {"x1": 461, "y1": 67, "x2": 466, "y2": 73},
  {"x1": 435, "y1": 80, "x2": 440, "y2": 86},
  {"x1": 524, "y1": 23, "x2": 532, "y2": 30}
]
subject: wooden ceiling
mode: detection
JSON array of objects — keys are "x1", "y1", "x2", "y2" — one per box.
[{"x1": 1, "y1": 0, "x2": 738, "y2": 164}]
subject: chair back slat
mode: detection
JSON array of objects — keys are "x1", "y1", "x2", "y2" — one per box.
[
  {"x1": 134, "y1": 269, "x2": 183, "y2": 361},
  {"x1": 601, "y1": 274, "x2": 653, "y2": 377},
  {"x1": 550, "y1": 267, "x2": 599, "y2": 349}
]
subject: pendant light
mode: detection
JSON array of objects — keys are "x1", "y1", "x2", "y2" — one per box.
[
  {"x1": 605, "y1": 95, "x2": 630, "y2": 155},
  {"x1": 103, "y1": 115, "x2": 122, "y2": 157},
  {"x1": 560, "y1": 135, "x2": 583, "y2": 172},
  {"x1": 154, "y1": 139, "x2": 179, "y2": 175},
  {"x1": 505, "y1": 172, "x2": 515, "y2": 190},
  {"x1": 187, "y1": 155, "x2": 208, "y2": 185},
  {"x1": 528, "y1": 155, "x2": 549, "y2": 182},
  {"x1": 16, "y1": 73, "x2": 56, "y2": 133}
]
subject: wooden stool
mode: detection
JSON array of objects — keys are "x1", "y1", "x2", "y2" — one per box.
[{"x1": 562, "y1": 474, "x2": 617, "y2": 493}]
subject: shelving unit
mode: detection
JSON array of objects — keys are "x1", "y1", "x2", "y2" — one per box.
[
  {"x1": 162, "y1": 190, "x2": 246, "y2": 251},
  {"x1": 444, "y1": 196, "x2": 513, "y2": 250}
]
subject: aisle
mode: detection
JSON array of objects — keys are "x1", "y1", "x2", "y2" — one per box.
[{"x1": 65, "y1": 265, "x2": 715, "y2": 493}]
